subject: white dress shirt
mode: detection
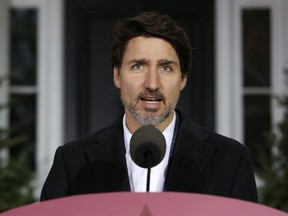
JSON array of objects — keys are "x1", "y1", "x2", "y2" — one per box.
[{"x1": 123, "y1": 112, "x2": 176, "y2": 192}]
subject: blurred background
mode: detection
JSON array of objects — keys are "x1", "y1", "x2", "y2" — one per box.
[{"x1": 0, "y1": 0, "x2": 287, "y2": 212}]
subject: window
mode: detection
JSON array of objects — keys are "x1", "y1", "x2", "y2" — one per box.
[
  {"x1": 0, "y1": 0, "x2": 64, "y2": 196},
  {"x1": 242, "y1": 9, "x2": 272, "y2": 168},
  {"x1": 9, "y1": 8, "x2": 38, "y2": 170},
  {"x1": 216, "y1": 0, "x2": 286, "y2": 176}
]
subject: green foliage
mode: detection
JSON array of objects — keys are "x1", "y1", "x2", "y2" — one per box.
[
  {"x1": 257, "y1": 69, "x2": 288, "y2": 212},
  {"x1": 0, "y1": 108, "x2": 36, "y2": 212}
]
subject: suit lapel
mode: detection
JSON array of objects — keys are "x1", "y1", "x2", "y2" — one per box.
[
  {"x1": 165, "y1": 113, "x2": 216, "y2": 192},
  {"x1": 77, "y1": 111, "x2": 215, "y2": 193},
  {"x1": 84, "y1": 119, "x2": 131, "y2": 192}
]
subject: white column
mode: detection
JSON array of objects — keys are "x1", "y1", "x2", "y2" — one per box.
[
  {"x1": 271, "y1": 0, "x2": 285, "y2": 129},
  {"x1": 0, "y1": 0, "x2": 10, "y2": 163},
  {"x1": 215, "y1": 0, "x2": 242, "y2": 140},
  {"x1": 36, "y1": 0, "x2": 64, "y2": 197}
]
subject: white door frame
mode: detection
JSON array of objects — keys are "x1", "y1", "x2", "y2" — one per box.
[
  {"x1": 215, "y1": 0, "x2": 286, "y2": 142},
  {"x1": 2, "y1": 0, "x2": 65, "y2": 196}
]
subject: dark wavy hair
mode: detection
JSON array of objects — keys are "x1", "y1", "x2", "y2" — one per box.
[{"x1": 111, "y1": 11, "x2": 192, "y2": 76}]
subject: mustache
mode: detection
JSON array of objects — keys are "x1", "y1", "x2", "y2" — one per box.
[{"x1": 138, "y1": 90, "x2": 165, "y2": 100}]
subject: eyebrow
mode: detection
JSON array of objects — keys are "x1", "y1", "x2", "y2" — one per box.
[
  {"x1": 157, "y1": 59, "x2": 178, "y2": 66},
  {"x1": 128, "y1": 58, "x2": 178, "y2": 66},
  {"x1": 128, "y1": 59, "x2": 149, "y2": 65}
]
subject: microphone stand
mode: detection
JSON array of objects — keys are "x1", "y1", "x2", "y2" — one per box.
[
  {"x1": 146, "y1": 167, "x2": 151, "y2": 192},
  {"x1": 145, "y1": 151, "x2": 153, "y2": 192}
]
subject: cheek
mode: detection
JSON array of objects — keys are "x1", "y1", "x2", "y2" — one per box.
[
  {"x1": 171, "y1": 90, "x2": 181, "y2": 102},
  {"x1": 123, "y1": 75, "x2": 144, "y2": 90},
  {"x1": 164, "y1": 82, "x2": 183, "y2": 102},
  {"x1": 119, "y1": 79, "x2": 139, "y2": 99},
  {"x1": 121, "y1": 79, "x2": 132, "y2": 91}
]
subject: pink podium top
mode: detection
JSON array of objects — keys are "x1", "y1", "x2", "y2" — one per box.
[{"x1": 1, "y1": 192, "x2": 287, "y2": 216}]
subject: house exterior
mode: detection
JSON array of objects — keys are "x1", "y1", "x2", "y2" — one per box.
[{"x1": 0, "y1": 0, "x2": 287, "y2": 197}]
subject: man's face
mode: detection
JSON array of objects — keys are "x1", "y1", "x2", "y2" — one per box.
[{"x1": 114, "y1": 36, "x2": 187, "y2": 133}]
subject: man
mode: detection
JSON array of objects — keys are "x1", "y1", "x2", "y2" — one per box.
[{"x1": 41, "y1": 11, "x2": 258, "y2": 202}]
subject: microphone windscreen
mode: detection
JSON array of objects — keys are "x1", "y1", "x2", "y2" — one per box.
[{"x1": 130, "y1": 125, "x2": 166, "y2": 168}]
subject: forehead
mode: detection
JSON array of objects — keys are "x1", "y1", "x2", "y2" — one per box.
[{"x1": 123, "y1": 36, "x2": 179, "y2": 62}]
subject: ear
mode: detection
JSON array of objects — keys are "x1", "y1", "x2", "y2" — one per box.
[
  {"x1": 180, "y1": 75, "x2": 187, "y2": 91},
  {"x1": 113, "y1": 67, "x2": 121, "y2": 89}
]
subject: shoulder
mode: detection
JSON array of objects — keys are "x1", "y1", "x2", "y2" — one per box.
[
  {"x1": 60, "y1": 114, "x2": 124, "y2": 153},
  {"x1": 177, "y1": 110, "x2": 248, "y2": 154},
  {"x1": 200, "y1": 126, "x2": 247, "y2": 155}
]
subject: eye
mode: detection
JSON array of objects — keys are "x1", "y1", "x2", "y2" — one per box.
[
  {"x1": 161, "y1": 64, "x2": 172, "y2": 72},
  {"x1": 131, "y1": 63, "x2": 144, "y2": 71}
]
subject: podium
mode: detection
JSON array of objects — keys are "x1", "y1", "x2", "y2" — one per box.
[{"x1": 1, "y1": 192, "x2": 287, "y2": 216}]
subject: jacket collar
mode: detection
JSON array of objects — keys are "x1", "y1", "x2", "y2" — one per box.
[
  {"x1": 84, "y1": 116, "x2": 131, "y2": 192},
  {"x1": 83, "y1": 110, "x2": 215, "y2": 192},
  {"x1": 164, "y1": 110, "x2": 216, "y2": 191}
]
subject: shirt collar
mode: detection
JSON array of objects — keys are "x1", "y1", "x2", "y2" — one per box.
[{"x1": 123, "y1": 112, "x2": 176, "y2": 153}]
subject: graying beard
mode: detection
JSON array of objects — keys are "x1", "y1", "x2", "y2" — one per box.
[{"x1": 128, "y1": 104, "x2": 174, "y2": 126}]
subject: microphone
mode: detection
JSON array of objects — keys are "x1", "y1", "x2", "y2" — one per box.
[{"x1": 130, "y1": 125, "x2": 166, "y2": 192}]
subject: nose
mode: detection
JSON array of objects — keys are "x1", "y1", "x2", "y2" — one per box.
[{"x1": 144, "y1": 68, "x2": 160, "y2": 91}]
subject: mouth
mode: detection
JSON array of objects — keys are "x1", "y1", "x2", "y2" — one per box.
[
  {"x1": 139, "y1": 96, "x2": 163, "y2": 103},
  {"x1": 138, "y1": 92, "x2": 165, "y2": 109}
]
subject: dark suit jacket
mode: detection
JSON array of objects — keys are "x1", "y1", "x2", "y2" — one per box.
[{"x1": 40, "y1": 110, "x2": 258, "y2": 202}]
